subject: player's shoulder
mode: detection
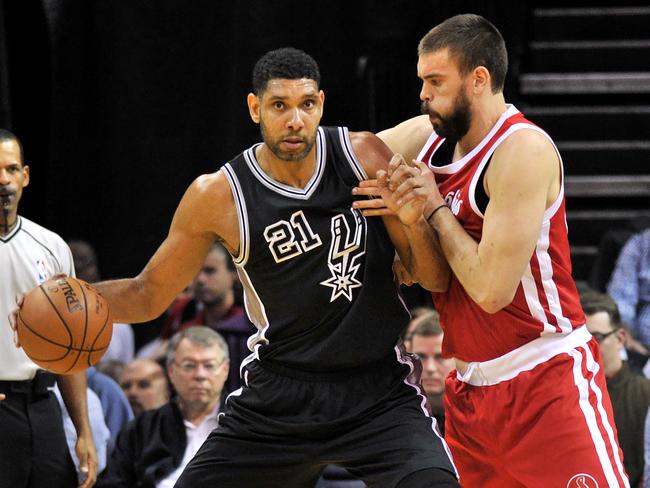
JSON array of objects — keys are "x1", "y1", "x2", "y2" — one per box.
[
  {"x1": 499, "y1": 126, "x2": 555, "y2": 155},
  {"x1": 348, "y1": 131, "x2": 392, "y2": 178},
  {"x1": 494, "y1": 127, "x2": 558, "y2": 171},
  {"x1": 186, "y1": 170, "x2": 233, "y2": 204},
  {"x1": 488, "y1": 127, "x2": 559, "y2": 192}
]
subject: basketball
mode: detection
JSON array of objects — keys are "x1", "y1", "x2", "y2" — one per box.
[{"x1": 16, "y1": 276, "x2": 113, "y2": 374}]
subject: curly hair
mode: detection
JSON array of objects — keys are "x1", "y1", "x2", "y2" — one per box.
[{"x1": 252, "y1": 47, "x2": 321, "y2": 96}]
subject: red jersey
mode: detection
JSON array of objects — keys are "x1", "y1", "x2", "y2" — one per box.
[{"x1": 418, "y1": 105, "x2": 586, "y2": 361}]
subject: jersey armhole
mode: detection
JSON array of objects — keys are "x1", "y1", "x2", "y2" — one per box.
[
  {"x1": 221, "y1": 164, "x2": 250, "y2": 267},
  {"x1": 336, "y1": 127, "x2": 369, "y2": 183}
]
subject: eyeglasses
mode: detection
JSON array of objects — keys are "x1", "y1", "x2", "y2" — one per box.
[
  {"x1": 592, "y1": 330, "x2": 618, "y2": 343},
  {"x1": 173, "y1": 360, "x2": 222, "y2": 375}
]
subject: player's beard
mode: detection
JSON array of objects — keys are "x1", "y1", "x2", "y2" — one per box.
[
  {"x1": 421, "y1": 88, "x2": 472, "y2": 142},
  {"x1": 260, "y1": 120, "x2": 317, "y2": 162},
  {"x1": 195, "y1": 284, "x2": 227, "y2": 308}
]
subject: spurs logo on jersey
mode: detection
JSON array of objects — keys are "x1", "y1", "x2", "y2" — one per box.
[
  {"x1": 320, "y1": 209, "x2": 367, "y2": 302},
  {"x1": 444, "y1": 189, "x2": 463, "y2": 216},
  {"x1": 264, "y1": 210, "x2": 323, "y2": 263}
]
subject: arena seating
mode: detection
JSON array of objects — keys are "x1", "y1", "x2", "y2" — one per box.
[{"x1": 520, "y1": 5, "x2": 650, "y2": 285}]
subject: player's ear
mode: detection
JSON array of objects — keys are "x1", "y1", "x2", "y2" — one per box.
[
  {"x1": 247, "y1": 93, "x2": 261, "y2": 124},
  {"x1": 22, "y1": 165, "x2": 30, "y2": 188},
  {"x1": 472, "y1": 66, "x2": 490, "y2": 94}
]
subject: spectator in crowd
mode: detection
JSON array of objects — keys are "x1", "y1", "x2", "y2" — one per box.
[
  {"x1": 86, "y1": 366, "x2": 133, "y2": 451},
  {"x1": 608, "y1": 227, "x2": 650, "y2": 349},
  {"x1": 582, "y1": 289, "x2": 650, "y2": 486},
  {"x1": 68, "y1": 239, "x2": 135, "y2": 364},
  {"x1": 160, "y1": 242, "x2": 254, "y2": 392},
  {"x1": 403, "y1": 307, "x2": 437, "y2": 346},
  {"x1": 119, "y1": 358, "x2": 170, "y2": 416},
  {"x1": 98, "y1": 326, "x2": 229, "y2": 488},
  {"x1": 406, "y1": 311, "x2": 455, "y2": 436}
]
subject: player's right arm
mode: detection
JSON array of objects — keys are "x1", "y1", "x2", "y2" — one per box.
[
  {"x1": 377, "y1": 115, "x2": 432, "y2": 164},
  {"x1": 94, "y1": 170, "x2": 239, "y2": 324}
]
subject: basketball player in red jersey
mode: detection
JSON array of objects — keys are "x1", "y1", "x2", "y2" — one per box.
[{"x1": 356, "y1": 14, "x2": 629, "y2": 488}]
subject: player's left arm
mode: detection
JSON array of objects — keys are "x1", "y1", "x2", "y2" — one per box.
[
  {"x1": 422, "y1": 129, "x2": 560, "y2": 312},
  {"x1": 350, "y1": 131, "x2": 450, "y2": 291},
  {"x1": 58, "y1": 372, "x2": 98, "y2": 488}
]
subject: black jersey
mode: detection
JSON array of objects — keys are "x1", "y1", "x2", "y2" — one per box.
[{"x1": 222, "y1": 126, "x2": 409, "y2": 371}]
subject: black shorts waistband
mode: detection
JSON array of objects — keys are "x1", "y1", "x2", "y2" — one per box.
[
  {"x1": 0, "y1": 371, "x2": 56, "y2": 395},
  {"x1": 256, "y1": 353, "x2": 403, "y2": 382}
]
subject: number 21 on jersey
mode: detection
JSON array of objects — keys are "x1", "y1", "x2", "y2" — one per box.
[{"x1": 264, "y1": 210, "x2": 322, "y2": 263}]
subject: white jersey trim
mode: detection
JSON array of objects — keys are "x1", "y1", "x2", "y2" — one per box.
[
  {"x1": 242, "y1": 127, "x2": 326, "y2": 200},
  {"x1": 221, "y1": 164, "x2": 250, "y2": 267},
  {"x1": 394, "y1": 344, "x2": 459, "y2": 478},
  {"x1": 535, "y1": 219, "x2": 573, "y2": 334},
  {"x1": 416, "y1": 131, "x2": 441, "y2": 163},
  {"x1": 337, "y1": 127, "x2": 368, "y2": 181},
  {"x1": 569, "y1": 347, "x2": 630, "y2": 487},
  {"x1": 456, "y1": 325, "x2": 590, "y2": 386},
  {"x1": 218, "y1": 351, "x2": 257, "y2": 425},
  {"x1": 426, "y1": 104, "x2": 520, "y2": 175},
  {"x1": 521, "y1": 262, "x2": 558, "y2": 335},
  {"x1": 460, "y1": 121, "x2": 572, "y2": 337},
  {"x1": 0, "y1": 215, "x2": 23, "y2": 242},
  {"x1": 467, "y1": 123, "x2": 565, "y2": 222},
  {"x1": 235, "y1": 265, "x2": 270, "y2": 360}
]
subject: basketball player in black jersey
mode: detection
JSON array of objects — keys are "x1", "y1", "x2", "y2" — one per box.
[{"x1": 12, "y1": 48, "x2": 458, "y2": 487}]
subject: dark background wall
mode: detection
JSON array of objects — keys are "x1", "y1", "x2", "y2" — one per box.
[{"x1": 0, "y1": 0, "x2": 527, "y2": 279}]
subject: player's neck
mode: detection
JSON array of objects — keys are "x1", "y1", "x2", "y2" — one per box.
[
  {"x1": 256, "y1": 144, "x2": 318, "y2": 189},
  {"x1": 456, "y1": 94, "x2": 507, "y2": 158},
  {"x1": 0, "y1": 212, "x2": 18, "y2": 237}
]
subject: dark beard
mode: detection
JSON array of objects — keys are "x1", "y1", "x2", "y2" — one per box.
[
  {"x1": 421, "y1": 90, "x2": 472, "y2": 142},
  {"x1": 260, "y1": 122, "x2": 316, "y2": 162}
]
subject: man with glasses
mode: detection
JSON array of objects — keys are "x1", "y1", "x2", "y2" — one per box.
[
  {"x1": 99, "y1": 326, "x2": 229, "y2": 487},
  {"x1": 581, "y1": 289, "x2": 650, "y2": 486}
]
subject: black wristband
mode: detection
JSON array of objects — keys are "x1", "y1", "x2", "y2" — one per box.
[{"x1": 425, "y1": 204, "x2": 447, "y2": 224}]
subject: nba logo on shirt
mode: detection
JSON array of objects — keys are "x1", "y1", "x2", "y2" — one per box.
[
  {"x1": 566, "y1": 473, "x2": 598, "y2": 488},
  {"x1": 35, "y1": 258, "x2": 48, "y2": 284},
  {"x1": 444, "y1": 189, "x2": 463, "y2": 216}
]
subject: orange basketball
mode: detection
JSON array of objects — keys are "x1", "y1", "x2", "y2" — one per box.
[{"x1": 16, "y1": 276, "x2": 113, "y2": 374}]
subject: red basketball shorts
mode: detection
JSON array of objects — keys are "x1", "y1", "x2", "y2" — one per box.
[{"x1": 444, "y1": 326, "x2": 629, "y2": 488}]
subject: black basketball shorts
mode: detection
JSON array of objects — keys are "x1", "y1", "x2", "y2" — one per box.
[{"x1": 175, "y1": 352, "x2": 457, "y2": 488}]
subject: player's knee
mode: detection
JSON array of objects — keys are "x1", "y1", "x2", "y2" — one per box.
[{"x1": 396, "y1": 467, "x2": 459, "y2": 488}]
